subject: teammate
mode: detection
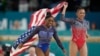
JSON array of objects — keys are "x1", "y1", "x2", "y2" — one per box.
[
  {"x1": 0, "y1": 46, "x2": 4, "y2": 56},
  {"x1": 61, "y1": 3, "x2": 89, "y2": 56},
  {"x1": 17, "y1": 12, "x2": 66, "y2": 56}
]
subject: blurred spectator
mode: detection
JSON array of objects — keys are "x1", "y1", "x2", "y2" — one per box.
[
  {"x1": 19, "y1": 0, "x2": 29, "y2": 12},
  {"x1": 2, "y1": 43, "x2": 11, "y2": 56},
  {"x1": 0, "y1": 0, "x2": 7, "y2": 12},
  {"x1": 38, "y1": 0, "x2": 51, "y2": 9},
  {"x1": 20, "y1": 18, "x2": 27, "y2": 30},
  {"x1": 12, "y1": 20, "x2": 20, "y2": 30},
  {"x1": 91, "y1": 22, "x2": 96, "y2": 30},
  {"x1": 51, "y1": 0, "x2": 60, "y2": 3},
  {"x1": 11, "y1": 19, "x2": 27, "y2": 30},
  {"x1": 0, "y1": 45, "x2": 4, "y2": 56},
  {"x1": 90, "y1": 0, "x2": 100, "y2": 11},
  {"x1": 0, "y1": 0, "x2": 3, "y2": 11},
  {"x1": 29, "y1": 0, "x2": 39, "y2": 11},
  {"x1": 6, "y1": 0, "x2": 13, "y2": 11},
  {"x1": 12, "y1": 0, "x2": 19, "y2": 11},
  {"x1": 67, "y1": 0, "x2": 78, "y2": 11},
  {"x1": 80, "y1": 0, "x2": 90, "y2": 11},
  {"x1": 56, "y1": 20, "x2": 66, "y2": 31},
  {"x1": 0, "y1": 18, "x2": 7, "y2": 30}
]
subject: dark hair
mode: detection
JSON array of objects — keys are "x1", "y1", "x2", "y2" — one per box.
[
  {"x1": 45, "y1": 12, "x2": 53, "y2": 20},
  {"x1": 76, "y1": 7, "x2": 85, "y2": 12}
]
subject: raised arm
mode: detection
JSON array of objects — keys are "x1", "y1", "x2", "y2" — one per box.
[
  {"x1": 62, "y1": 3, "x2": 68, "y2": 16},
  {"x1": 61, "y1": 3, "x2": 75, "y2": 24}
]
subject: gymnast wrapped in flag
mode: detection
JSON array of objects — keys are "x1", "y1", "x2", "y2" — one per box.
[
  {"x1": 14, "y1": 12, "x2": 66, "y2": 56},
  {"x1": 10, "y1": 2, "x2": 67, "y2": 56}
]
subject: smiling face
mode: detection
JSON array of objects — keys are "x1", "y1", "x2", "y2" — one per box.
[
  {"x1": 45, "y1": 16, "x2": 54, "y2": 28},
  {"x1": 76, "y1": 8, "x2": 86, "y2": 21}
]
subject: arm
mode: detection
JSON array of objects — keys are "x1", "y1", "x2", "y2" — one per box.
[
  {"x1": 61, "y1": 3, "x2": 75, "y2": 24},
  {"x1": 22, "y1": 27, "x2": 39, "y2": 44},
  {"x1": 86, "y1": 21, "x2": 90, "y2": 38},
  {"x1": 53, "y1": 28, "x2": 64, "y2": 50},
  {"x1": 17, "y1": 26, "x2": 39, "y2": 48},
  {"x1": 86, "y1": 31, "x2": 89, "y2": 38}
]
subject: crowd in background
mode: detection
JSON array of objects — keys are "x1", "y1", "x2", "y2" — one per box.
[
  {"x1": 0, "y1": 43, "x2": 11, "y2": 56},
  {"x1": 0, "y1": 0, "x2": 100, "y2": 12},
  {"x1": 0, "y1": 0, "x2": 100, "y2": 56},
  {"x1": 0, "y1": 0, "x2": 99, "y2": 30}
]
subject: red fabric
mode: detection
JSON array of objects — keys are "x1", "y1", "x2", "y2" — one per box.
[
  {"x1": 0, "y1": 49, "x2": 3, "y2": 54},
  {"x1": 73, "y1": 38, "x2": 85, "y2": 50},
  {"x1": 72, "y1": 27, "x2": 86, "y2": 50},
  {"x1": 10, "y1": 2, "x2": 67, "y2": 56}
]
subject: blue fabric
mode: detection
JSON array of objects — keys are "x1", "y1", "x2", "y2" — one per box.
[
  {"x1": 37, "y1": 43, "x2": 49, "y2": 53},
  {"x1": 13, "y1": 26, "x2": 36, "y2": 49}
]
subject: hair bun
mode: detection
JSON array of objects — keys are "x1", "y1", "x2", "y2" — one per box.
[
  {"x1": 45, "y1": 12, "x2": 52, "y2": 19},
  {"x1": 46, "y1": 12, "x2": 52, "y2": 16}
]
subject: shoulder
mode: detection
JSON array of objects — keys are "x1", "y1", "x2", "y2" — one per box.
[
  {"x1": 84, "y1": 20, "x2": 89, "y2": 24},
  {"x1": 51, "y1": 26, "x2": 56, "y2": 31},
  {"x1": 30, "y1": 26, "x2": 42, "y2": 32},
  {"x1": 51, "y1": 27, "x2": 57, "y2": 33},
  {"x1": 36, "y1": 25, "x2": 43, "y2": 29}
]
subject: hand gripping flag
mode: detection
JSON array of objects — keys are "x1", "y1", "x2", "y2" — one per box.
[{"x1": 10, "y1": 2, "x2": 67, "y2": 56}]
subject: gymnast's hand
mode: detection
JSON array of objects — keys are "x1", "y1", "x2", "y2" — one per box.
[
  {"x1": 86, "y1": 34, "x2": 90, "y2": 39},
  {"x1": 17, "y1": 43, "x2": 23, "y2": 49},
  {"x1": 62, "y1": 2, "x2": 68, "y2": 15},
  {"x1": 63, "y1": 2, "x2": 68, "y2": 9},
  {"x1": 63, "y1": 49, "x2": 67, "y2": 56}
]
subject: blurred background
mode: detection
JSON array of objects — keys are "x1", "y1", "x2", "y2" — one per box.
[{"x1": 0, "y1": 0, "x2": 100, "y2": 56}]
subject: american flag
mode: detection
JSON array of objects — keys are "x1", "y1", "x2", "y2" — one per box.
[{"x1": 10, "y1": 2, "x2": 67, "y2": 56}]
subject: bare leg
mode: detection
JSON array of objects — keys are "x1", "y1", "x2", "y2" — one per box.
[
  {"x1": 35, "y1": 47, "x2": 45, "y2": 56},
  {"x1": 80, "y1": 42, "x2": 88, "y2": 56},
  {"x1": 45, "y1": 48, "x2": 49, "y2": 56},
  {"x1": 69, "y1": 41, "x2": 78, "y2": 56}
]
